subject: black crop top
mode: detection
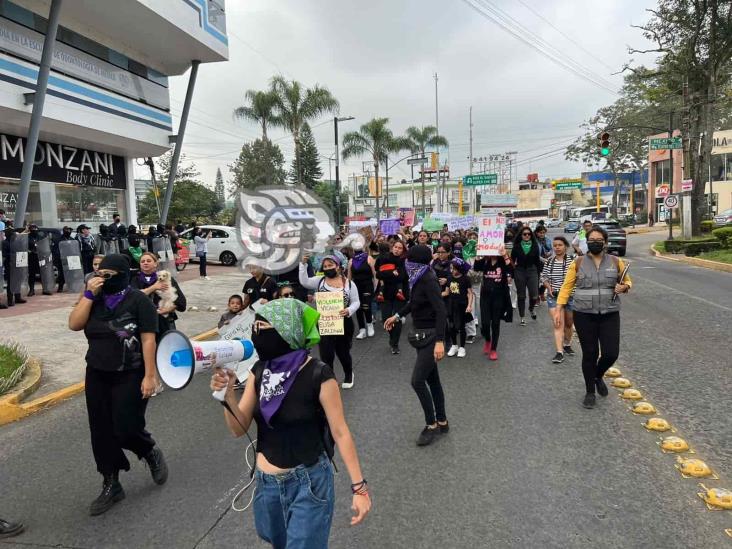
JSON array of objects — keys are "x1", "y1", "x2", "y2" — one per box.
[{"x1": 252, "y1": 358, "x2": 336, "y2": 469}]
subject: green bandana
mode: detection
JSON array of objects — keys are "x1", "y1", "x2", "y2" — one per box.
[
  {"x1": 129, "y1": 246, "x2": 143, "y2": 262},
  {"x1": 256, "y1": 299, "x2": 321, "y2": 350},
  {"x1": 520, "y1": 240, "x2": 532, "y2": 254},
  {"x1": 463, "y1": 239, "x2": 477, "y2": 261}
]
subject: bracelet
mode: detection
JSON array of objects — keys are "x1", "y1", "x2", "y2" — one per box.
[
  {"x1": 351, "y1": 479, "x2": 368, "y2": 494},
  {"x1": 83, "y1": 290, "x2": 95, "y2": 301}
]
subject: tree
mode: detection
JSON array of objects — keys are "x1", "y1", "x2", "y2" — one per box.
[
  {"x1": 214, "y1": 167, "x2": 225, "y2": 209},
  {"x1": 138, "y1": 180, "x2": 221, "y2": 224},
  {"x1": 288, "y1": 123, "x2": 322, "y2": 188},
  {"x1": 229, "y1": 139, "x2": 286, "y2": 191},
  {"x1": 313, "y1": 181, "x2": 349, "y2": 226},
  {"x1": 270, "y1": 76, "x2": 339, "y2": 186},
  {"x1": 404, "y1": 125, "x2": 449, "y2": 214},
  {"x1": 233, "y1": 89, "x2": 279, "y2": 141},
  {"x1": 155, "y1": 150, "x2": 201, "y2": 184}
]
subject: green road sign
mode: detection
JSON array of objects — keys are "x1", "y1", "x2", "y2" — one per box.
[
  {"x1": 463, "y1": 173, "x2": 497, "y2": 186},
  {"x1": 552, "y1": 178, "x2": 583, "y2": 190},
  {"x1": 649, "y1": 137, "x2": 683, "y2": 150}
]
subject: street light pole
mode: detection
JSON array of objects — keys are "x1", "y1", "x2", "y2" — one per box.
[
  {"x1": 434, "y1": 72, "x2": 440, "y2": 212},
  {"x1": 334, "y1": 116, "x2": 354, "y2": 226},
  {"x1": 668, "y1": 111, "x2": 674, "y2": 241}
]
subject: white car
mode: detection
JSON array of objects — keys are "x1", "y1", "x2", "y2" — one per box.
[
  {"x1": 179, "y1": 225, "x2": 245, "y2": 267},
  {"x1": 546, "y1": 218, "x2": 561, "y2": 228}
]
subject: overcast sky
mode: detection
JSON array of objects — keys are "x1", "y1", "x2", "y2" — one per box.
[{"x1": 136, "y1": 0, "x2": 659, "y2": 191}]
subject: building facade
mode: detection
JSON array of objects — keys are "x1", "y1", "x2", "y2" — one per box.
[{"x1": 0, "y1": 0, "x2": 228, "y2": 228}]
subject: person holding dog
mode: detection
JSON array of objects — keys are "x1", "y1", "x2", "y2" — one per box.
[{"x1": 131, "y1": 251, "x2": 186, "y2": 337}]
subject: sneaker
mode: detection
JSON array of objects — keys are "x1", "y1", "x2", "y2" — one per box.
[
  {"x1": 447, "y1": 345, "x2": 459, "y2": 357},
  {"x1": 482, "y1": 341, "x2": 491, "y2": 355},
  {"x1": 488, "y1": 350, "x2": 498, "y2": 361},
  {"x1": 355, "y1": 329, "x2": 367, "y2": 340},
  {"x1": 552, "y1": 352, "x2": 564, "y2": 364},
  {"x1": 595, "y1": 378, "x2": 609, "y2": 397},
  {"x1": 582, "y1": 393, "x2": 596, "y2": 409},
  {"x1": 390, "y1": 346, "x2": 400, "y2": 355},
  {"x1": 366, "y1": 323, "x2": 375, "y2": 337},
  {"x1": 530, "y1": 309, "x2": 537, "y2": 320},
  {"x1": 416, "y1": 426, "x2": 439, "y2": 446},
  {"x1": 0, "y1": 518, "x2": 24, "y2": 539},
  {"x1": 457, "y1": 347, "x2": 466, "y2": 358},
  {"x1": 342, "y1": 374, "x2": 354, "y2": 390},
  {"x1": 520, "y1": 318, "x2": 526, "y2": 326},
  {"x1": 563, "y1": 345, "x2": 576, "y2": 356},
  {"x1": 438, "y1": 421, "x2": 450, "y2": 434},
  {"x1": 89, "y1": 474, "x2": 125, "y2": 516},
  {"x1": 143, "y1": 447, "x2": 168, "y2": 485},
  {"x1": 201, "y1": 276, "x2": 211, "y2": 281},
  {"x1": 466, "y1": 335, "x2": 475, "y2": 344}
]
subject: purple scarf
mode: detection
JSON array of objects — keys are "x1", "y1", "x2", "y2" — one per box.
[
  {"x1": 351, "y1": 251, "x2": 368, "y2": 270},
  {"x1": 259, "y1": 349, "x2": 310, "y2": 426},
  {"x1": 405, "y1": 260, "x2": 430, "y2": 291},
  {"x1": 103, "y1": 287, "x2": 130, "y2": 311},
  {"x1": 138, "y1": 271, "x2": 158, "y2": 288}
]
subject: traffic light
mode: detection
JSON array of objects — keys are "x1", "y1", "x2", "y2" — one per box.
[{"x1": 599, "y1": 132, "x2": 610, "y2": 156}]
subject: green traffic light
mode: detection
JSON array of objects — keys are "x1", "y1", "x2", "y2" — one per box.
[{"x1": 601, "y1": 147, "x2": 610, "y2": 156}]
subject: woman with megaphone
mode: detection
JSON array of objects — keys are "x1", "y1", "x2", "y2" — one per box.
[{"x1": 210, "y1": 299, "x2": 371, "y2": 548}]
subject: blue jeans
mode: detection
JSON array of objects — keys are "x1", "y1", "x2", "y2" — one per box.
[{"x1": 254, "y1": 453, "x2": 335, "y2": 549}]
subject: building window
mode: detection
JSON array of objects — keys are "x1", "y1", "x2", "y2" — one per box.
[
  {"x1": 654, "y1": 160, "x2": 670, "y2": 186},
  {"x1": 55, "y1": 184, "x2": 127, "y2": 226}
]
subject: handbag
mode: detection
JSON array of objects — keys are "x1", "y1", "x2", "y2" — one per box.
[{"x1": 407, "y1": 328, "x2": 436, "y2": 349}]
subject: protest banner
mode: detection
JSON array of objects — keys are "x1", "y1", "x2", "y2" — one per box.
[
  {"x1": 398, "y1": 208, "x2": 416, "y2": 227},
  {"x1": 477, "y1": 214, "x2": 506, "y2": 256},
  {"x1": 218, "y1": 308, "x2": 259, "y2": 380},
  {"x1": 315, "y1": 291, "x2": 345, "y2": 335},
  {"x1": 379, "y1": 218, "x2": 400, "y2": 235}
]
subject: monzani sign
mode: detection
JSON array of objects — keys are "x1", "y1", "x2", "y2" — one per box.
[{"x1": 0, "y1": 132, "x2": 126, "y2": 189}]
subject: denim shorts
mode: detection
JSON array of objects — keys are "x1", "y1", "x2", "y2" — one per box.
[
  {"x1": 547, "y1": 295, "x2": 574, "y2": 311},
  {"x1": 253, "y1": 453, "x2": 335, "y2": 549}
]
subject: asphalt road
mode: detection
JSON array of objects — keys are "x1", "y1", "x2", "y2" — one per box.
[{"x1": 1, "y1": 232, "x2": 731, "y2": 548}]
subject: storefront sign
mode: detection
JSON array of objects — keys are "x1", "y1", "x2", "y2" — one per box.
[
  {"x1": 0, "y1": 132, "x2": 126, "y2": 189},
  {"x1": 655, "y1": 184, "x2": 671, "y2": 198},
  {"x1": 0, "y1": 17, "x2": 169, "y2": 109}
]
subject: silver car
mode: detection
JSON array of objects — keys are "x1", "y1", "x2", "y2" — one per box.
[{"x1": 713, "y1": 208, "x2": 732, "y2": 227}]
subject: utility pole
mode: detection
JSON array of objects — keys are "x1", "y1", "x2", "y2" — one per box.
[
  {"x1": 334, "y1": 116, "x2": 354, "y2": 226},
  {"x1": 434, "y1": 72, "x2": 440, "y2": 212},
  {"x1": 668, "y1": 111, "x2": 674, "y2": 241},
  {"x1": 469, "y1": 106, "x2": 474, "y2": 213}
]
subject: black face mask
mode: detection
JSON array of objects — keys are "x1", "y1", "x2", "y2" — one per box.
[
  {"x1": 323, "y1": 268, "x2": 338, "y2": 279},
  {"x1": 102, "y1": 272, "x2": 130, "y2": 294},
  {"x1": 251, "y1": 328, "x2": 291, "y2": 361},
  {"x1": 587, "y1": 241, "x2": 605, "y2": 255},
  {"x1": 128, "y1": 238, "x2": 140, "y2": 247}
]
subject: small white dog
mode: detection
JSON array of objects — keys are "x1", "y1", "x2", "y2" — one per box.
[{"x1": 156, "y1": 270, "x2": 178, "y2": 316}]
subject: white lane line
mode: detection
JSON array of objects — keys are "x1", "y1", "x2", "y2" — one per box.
[{"x1": 632, "y1": 274, "x2": 732, "y2": 313}]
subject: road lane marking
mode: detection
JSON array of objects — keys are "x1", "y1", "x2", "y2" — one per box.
[{"x1": 630, "y1": 272, "x2": 732, "y2": 313}]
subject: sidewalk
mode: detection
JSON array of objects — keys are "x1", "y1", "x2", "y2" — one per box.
[{"x1": 1, "y1": 265, "x2": 246, "y2": 399}]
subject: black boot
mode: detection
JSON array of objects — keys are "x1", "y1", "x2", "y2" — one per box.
[
  {"x1": 57, "y1": 284, "x2": 64, "y2": 293},
  {"x1": 0, "y1": 517, "x2": 24, "y2": 539},
  {"x1": 89, "y1": 473, "x2": 125, "y2": 516},
  {"x1": 7, "y1": 292, "x2": 14, "y2": 307},
  {"x1": 13, "y1": 294, "x2": 25, "y2": 304},
  {"x1": 143, "y1": 447, "x2": 168, "y2": 485},
  {"x1": 42, "y1": 290, "x2": 52, "y2": 296},
  {"x1": 27, "y1": 288, "x2": 35, "y2": 297}
]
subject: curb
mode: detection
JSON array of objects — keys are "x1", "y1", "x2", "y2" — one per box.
[
  {"x1": 650, "y1": 244, "x2": 732, "y2": 273},
  {"x1": 0, "y1": 327, "x2": 219, "y2": 427}
]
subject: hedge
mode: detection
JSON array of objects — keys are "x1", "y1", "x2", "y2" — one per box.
[
  {"x1": 684, "y1": 241, "x2": 722, "y2": 256},
  {"x1": 712, "y1": 226, "x2": 732, "y2": 248},
  {"x1": 700, "y1": 220, "x2": 715, "y2": 233},
  {"x1": 664, "y1": 238, "x2": 716, "y2": 254}
]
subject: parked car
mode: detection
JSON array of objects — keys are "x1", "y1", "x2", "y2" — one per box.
[
  {"x1": 546, "y1": 218, "x2": 561, "y2": 228},
  {"x1": 564, "y1": 219, "x2": 580, "y2": 233},
  {"x1": 593, "y1": 219, "x2": 627, "y2": 256},
  {"x1": 713, "y1": 208, "x2": 732, "y2": 227},
  {"x1": 179, "y1": 225, "x2": 244, "y2": 267}
]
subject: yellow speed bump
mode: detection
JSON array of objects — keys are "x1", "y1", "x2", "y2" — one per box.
[
  {"x1": 604, "y1": 367, "x2": 622, "y2": 378},
  {"x1": 611, "y1": 377, "x2": 632, "y2": 388},
  {"x1": 676, "y1": 458, "x2": 717, "y2": 479},
  {"x1": 632, "y1": 402, "x2": 657, "y2": 415},
  {"x1": 621, "y1": 388, "x2": 643, "y2": 400},
  {"x1": 698, "y1": 485, "x2": 732, "y2": 510},
  {"x1": 644, "y1": 417, "x2": 672, "y2": 432},
  {"x1": 660, "y1": 436, "x2": 693, "y2": 454}
]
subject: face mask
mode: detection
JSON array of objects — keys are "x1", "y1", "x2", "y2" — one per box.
[
  {"x1": 251, "y1": 328, "x2": 291, "y2": 361},
  {"x1": 102, "y1": 272, "x2": 130, "y2": 294},
  {"x1": 432, "y1": 240, "x2": 439, "y2": 247},
  {"x1": 587, "y1": 241, "x2": 605, "y2": 255},
  {"x1": 323, "y1": 268, "x2": 338, "y2": 279}
]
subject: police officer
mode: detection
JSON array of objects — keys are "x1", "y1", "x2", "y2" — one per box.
[
  {"x1": 54, "y1": 226, "x2": 74, "y2": 293},
  {"x1": 76, "y1": 225, "x2": 96, "y2": 275},
  {"x1": 26, "y1": 224, "x2": 50, "y2": 296}
]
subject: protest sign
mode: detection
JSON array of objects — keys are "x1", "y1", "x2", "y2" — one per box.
[
  {"x1": 316, "y1": 292, "x2": 344, "y2": 335},
  {"x1": 398, "y1": 208, "x2": 416, "y2": 227},
  {"x1": 477, "y1": 214, "x2": 506, "y2": 256},
  {"x1": 218, "y1": 308, "x2": 259, "y2": 380},
  {"x1": 423, "y1": 217, "x2": 445, "y2": 232},
  {"x1": 379, "y1": 219, "x2": 400, "y2": 235},
  {"x1": 447, "y1": 215, "x2": 475, "y2": 231}
]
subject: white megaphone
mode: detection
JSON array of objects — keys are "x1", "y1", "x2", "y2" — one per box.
[{"x1": 156, "y1": 330, "x2": 255, "y2": 401}]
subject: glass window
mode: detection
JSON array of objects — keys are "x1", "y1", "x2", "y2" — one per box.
[
  {"x1": 0, "y1": 179, "x2": 41, "y2": 225},
  {"x1": 711, "y1": 154, "x2": 726, "y2": 182},
  {"x1": 210, "y1": 229, "x2": 229, "y2": 239},
  {"x1": 55, "y1": 184, "x2": 127, "y2": 226},
  {"x1": 654, "y1": 160, "x2": 670, "y2": 186}
]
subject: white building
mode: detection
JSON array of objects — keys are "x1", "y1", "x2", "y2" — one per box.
[{"x1": 0, "y1": 0, "x2": 228, "y2": 228}]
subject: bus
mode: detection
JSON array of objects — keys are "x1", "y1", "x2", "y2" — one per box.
[
  {"x1": 570, "y1": 205, "x2": 610, "y2": 221},
  {"x1": 509, "y1": 208, "x2": 550, "y2": 225}
]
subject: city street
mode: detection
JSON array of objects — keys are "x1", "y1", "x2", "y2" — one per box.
[{"x1": 1, "y1": 231, "x2": 731, "y2": 549}]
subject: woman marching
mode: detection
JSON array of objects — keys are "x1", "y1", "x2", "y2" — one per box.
[
  {"x1": 556, "y1": 226, "x2": 631, "y2": 409},
  {"x1": 348, "y1": 244, "x2": 376, "y2": 339},
  {"x1": 511, "y1": 227, "x2": 543, "y2": 326},
  {"x1": 541, "y1": 236, "x2": 575, "y2": 364},
  {"x1": 375, "y1": 240, "x2": 408, "y2": 354},
  {"x1": 68, "y1": 254, "x2": 167, "y2": 516},
  {"x1": 473, "y1": 246, "x2": 513, "y2": 361},
  {"x1": 210, "y1": 299, "x2": 370, "y2": 548},
  {"x1": 384, "y1": 245, "x2": 448, "y2": 447},
  {"x1": 299, "y1": 253, "x2": 360, "y2": 389}
]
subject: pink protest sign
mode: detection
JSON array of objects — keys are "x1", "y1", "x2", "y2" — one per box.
[{"x1": 477, "y1": 215, "x2": 506, "y2": 256}]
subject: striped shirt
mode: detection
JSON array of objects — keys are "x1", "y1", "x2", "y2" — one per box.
[{"x1": 540, "y1": 255, "x2": 572, "y2": 294}]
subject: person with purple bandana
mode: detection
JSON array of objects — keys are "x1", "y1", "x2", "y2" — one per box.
[{"x1": 211, "y1": 299, "x2": 371, "y2": 548}]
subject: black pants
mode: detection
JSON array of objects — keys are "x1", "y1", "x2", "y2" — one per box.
[
  {"x1": 354, "y1": 280, "x2": 373, "y2": 329},
  {"x1": 479, "y1": 289, "x2": 505, "y2": 350},
  {"x1": 514, "y1": 266, "x2": 538, "y2": 317},
  {"x1": 573, "y1": 312, "x2": 620, "y2": 394},
  {"x1": 27, "y1": 252, "x2": 39, "y2": 291},
  {"x1": 380, "y1": 298, "x2": 404, "y2": 347},
  {"x1": 198, "y1": 253, "x2": 207, "y2": 276},
  {"x1": 85, "y1": 367, "x2": 156, "y2": 475},
  {"x1": 319, "y1": 317, "x2": 354, "y2": 382},
  {"x1": 81, "y1": 251, "x2": 95, "y2": 275},
  {"x1": 54, "y1": 257, "x2": 64, "y2": 289},
  {"x1": 412, "y1": 341, "x2": 447, "y2": 425},
  {"x1": 448, "y1": 302, "x2": 467, "y2": 347}
]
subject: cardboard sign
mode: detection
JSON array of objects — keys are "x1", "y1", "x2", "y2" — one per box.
[
  {"x1": 398, "y1": 208, "x2": 416, "y2": 227},
  {"x1": 315, "y1": 291, "x2": 345, "y2": 335},
  {"x1": 379, "y1": 219, "x2": 400, "y2": 235},
  {"x1": 477, "y1": 215, "x2": 506, "y2": 256}
]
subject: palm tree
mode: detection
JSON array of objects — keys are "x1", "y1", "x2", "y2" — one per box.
[
  {"x1": 404, "y1": 125, "x2": 449, "y2": 215},
  {"x1": 342, "y1": 118, "x2": 408, "y2": 220},
  {"x1": 233, "y1": 89, "x2": 279, "y2": 141},
  {"x1": 270, "y1": 76, "x2": 340, "y2": 186}
]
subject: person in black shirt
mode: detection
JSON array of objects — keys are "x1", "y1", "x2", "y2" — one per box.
[
  {"x1": 26, "y1": 224, "x2": 49, "y2": 296},
  {"x1": 210, "y1": 299, "x2": 370, "y2": 547},
  {"x1": 68, "y1": 254, "x2": 168, "y2": 516},
  {"x1": 384, "y1": 245, "x2": 448, "y2": 447},
  {"x1": 511, "y1": 226, "x2": 543, "y2": 326},
  {"x1": 443, "y1": 259, "x2": 473, "y2": 358},
  {"x1": 375, "y1": 240, "x2": 408, "y2": 354},
  {"x1": 54, "y1": 226, "x2": 74, "y2": 293},
  {"x1": 348, "y1": 244, "x2": 376, "y2": 339},
  {"x1": 474, "y1": 247, "x2": 514, "y2": 360},
  {"x1": 243, "y1": 265, "x2": 278, "y2": 309}
]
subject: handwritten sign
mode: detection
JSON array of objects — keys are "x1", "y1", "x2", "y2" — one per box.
[
  {"x1": 477, "y1": 215, "x2": 506, "y2": 256},
  {"x1": 218, "y1": 308, "x2": 260, "y2": 380},
  {"x1": 447, "y1": 215, "x2": 475, "y2": 231},
  {"x1": 398, "y1": 208, "x2": 415, "y2": 227},
  {"x1": 315, "y1": 291, "x2": 344, "y2": 335},
  {"x1": 379, "y1": 219, "x2": 400, "y2": 235}
]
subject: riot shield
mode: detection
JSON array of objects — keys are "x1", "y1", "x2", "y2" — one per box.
[
  {"x1": 59, "y1": 239, "x2": 84, "y2": 293},
  {"x1": 37, "y1": 236, "x2": 55, "y2": 293},
  {"x1": 152, "y1": 237, "x2": 175, "y2": 276},
  {"x1": 9, "y1": 233, "x2": 29, "y2": 295},
  {"x1": 118, "y1": 238, "x2": 129, "y2": 252}
]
